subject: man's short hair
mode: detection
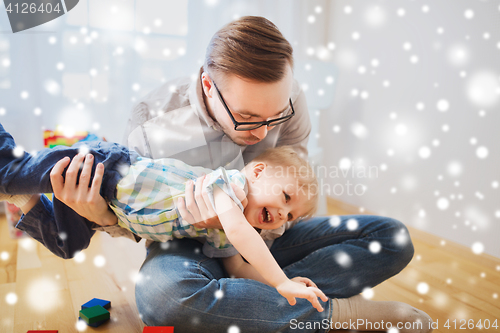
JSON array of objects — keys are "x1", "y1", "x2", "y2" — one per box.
[{"x1": 204, "y1": 16, "x2": 294, "y2": 87}]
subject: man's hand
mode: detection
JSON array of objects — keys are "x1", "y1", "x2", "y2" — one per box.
[
  {"x1": 276, "y1": 279, "x2": 329, "y2": 312},
  {"x1": 177, "y1": 175, "x2": 249, "y2": 230},
  {"x1": 50, "y1": 153, "x2": 117, "y2": 226},
  {"x1": 177, "y1": 175, "x2": 222, "y2": 229}
]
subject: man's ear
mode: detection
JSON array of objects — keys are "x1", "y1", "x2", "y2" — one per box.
[
  {"x1": 201, "y1": 72, "x2": 214, "y2": 98},
  {"x1": 252, "y1": 162, "x2": 267, "y2": 180}
]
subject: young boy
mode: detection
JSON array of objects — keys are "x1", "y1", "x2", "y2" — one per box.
[{"x1": 0, "y1": 123, "x2": 328, "y2": 312}]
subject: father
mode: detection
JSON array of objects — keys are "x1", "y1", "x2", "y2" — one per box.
[{"x1": 16, "y1": 16, "x2": 418, "y2": 332}]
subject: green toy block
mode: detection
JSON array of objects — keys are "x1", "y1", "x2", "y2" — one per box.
[{"x1": 79, "y1": 305, "x2": 110, "y2": 325}]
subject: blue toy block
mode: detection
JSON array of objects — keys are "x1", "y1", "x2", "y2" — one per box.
[{"x1": 81, "y1": 298, "x2": 111, "y2": 310}]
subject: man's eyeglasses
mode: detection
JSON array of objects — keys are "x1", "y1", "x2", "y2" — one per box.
[{"x1": 212, "y1": 81, "x2": 295, "y2": 131}]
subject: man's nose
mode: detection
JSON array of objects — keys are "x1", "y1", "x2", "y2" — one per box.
[{"x1": 250, "y1": 125, "x2": 268, "y2": 140}]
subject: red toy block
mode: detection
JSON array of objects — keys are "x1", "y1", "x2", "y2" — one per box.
[
  {"x1": 143, "y1": 327, "x2": 174, "y2": 333},
  {"x1": 27, "y1": 331, "x2": 58, "y2": 333}
]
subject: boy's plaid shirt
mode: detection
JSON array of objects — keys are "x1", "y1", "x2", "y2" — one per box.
[{"x1": 109, "y1": 157, "x2": 246, "y2": 254}]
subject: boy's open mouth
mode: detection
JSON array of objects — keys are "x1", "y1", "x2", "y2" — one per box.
[{"x1": 261, "y1": 207, "x2": 273, "y2": 223}]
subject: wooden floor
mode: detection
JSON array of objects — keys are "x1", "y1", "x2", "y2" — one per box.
[{"x1": 0, "y1": 198, "x2": 499, "y2": 332}]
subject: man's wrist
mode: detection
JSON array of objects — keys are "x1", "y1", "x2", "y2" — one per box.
[{"x1": 99, "y1": 210, "x2": 118, "y2": 226}]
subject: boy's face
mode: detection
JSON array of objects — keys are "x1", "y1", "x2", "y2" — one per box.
[{"x1": 243, "y1": 163, "x2": 310, "y2": 230}]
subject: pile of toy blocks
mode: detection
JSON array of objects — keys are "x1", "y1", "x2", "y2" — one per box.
[
  {"x1": 26, "y1": 297, "x2": 174, "y2": 331},
  {"x1": 43, "y1": 129, "x2": 99, "y2": 148},
  {"x1": 78, "y1": 298, "x2": 111, "y2": 327}
]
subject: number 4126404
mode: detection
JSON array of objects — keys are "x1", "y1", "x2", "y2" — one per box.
[
  {"x1": 5, "y1": 2, "x2": 62, "y2": 14},
  {"x1": 444, "y1": 319, "x2": 498, "y2": 330}
]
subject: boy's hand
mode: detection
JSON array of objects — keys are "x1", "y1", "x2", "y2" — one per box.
[
  {"x1": 50, "y1": 154, "x2": 117, "y2": 226},
  {"x1": 276, "y1": 279, "x2": 329, "y2": 312},
  {"x1": 291, "y1": 276, "x2": 319, "y2": 288}
]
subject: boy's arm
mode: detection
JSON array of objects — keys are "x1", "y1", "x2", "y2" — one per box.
[
  {"x1": 214, "y1": 187, "x2": 328, "y2": 311},
  {"x1": 213, "y1": 186, "x2": 289, "y2": 288}
]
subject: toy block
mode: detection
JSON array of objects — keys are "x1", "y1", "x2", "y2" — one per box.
[
  {"x1": 143, "y1": 327, "x2": 174, "y2": 333},
  {"x1": 27, "y1": 331, "x2": 58, "y2": 333},
  {"x1": 79, "y1": 317, "x2": 110, "y2": 327},
  {"x1": 81, "y1": 298, "x2": 111, "y2": 310},
  {"x1": 79, "y1": 305, "x2": 110, "y2": 326}
]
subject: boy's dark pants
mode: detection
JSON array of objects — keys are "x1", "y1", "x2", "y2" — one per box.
[{"x1": 0, "y1": 123, "x2": 131, "y2": 258}]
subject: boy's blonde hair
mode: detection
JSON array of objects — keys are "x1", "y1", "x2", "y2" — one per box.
[{"x1": 251, "y1": 146, "x2": 319, "y2": 220}]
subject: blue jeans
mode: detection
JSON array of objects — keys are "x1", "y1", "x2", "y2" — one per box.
[
  {"x1": 0, "y1": 123, "x2": 131, "y2": 258},
  {"x1": 136, "y1": 215, "x2": 414, "y2": 333}
]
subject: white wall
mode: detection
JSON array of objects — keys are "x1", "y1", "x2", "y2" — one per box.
[{"x1": 319, "y1": 0, "x2": 500, "y2": 257}]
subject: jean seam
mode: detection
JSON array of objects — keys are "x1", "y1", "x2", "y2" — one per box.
[
  {"x1": 282, "y1": 245, "x2": 327, "y2": 275},
  {"x1": 273, "y1": 231, "x2": 362, "y2": 253},
  {"x1": 197, "y1": 257, "x2": 214, "y2": 277}
]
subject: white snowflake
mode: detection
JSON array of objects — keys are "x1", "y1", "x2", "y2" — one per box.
[
  {"x1": 12, "y1": 146, "x2": 24, "y2": 158},
  {"x1": 369, "y1": 241, "x2": 382, "y2": 253},
  {"x1": 346, "y1": 218, "x2": 358, "y2": 230},
  {"x1": 464, "y1": 9, "x2": 474, "y2": 19},
  {"x1": 44, "y1": 80, "x2": 61, "y2": 95},
  {"x1": 227, "y1": 325, "x2": 240, "y2": 333},
  {"x1": 362, "y1": 287, "x2": 374, "y2": 299},
  {"x1": 437, "y1": 198, "x2": 449, "y2": 210},
  {"x1": 447, "y1": 161, "x2": 462, "y2": 177},
  {"x1": 73, "y1": 251, "x2": 86, "y2": 263},
  {"x1": 417, "y1": 282, "x2": 429, "y2": 294},
  {"x1": 472, "y1": 242, "x2": 484, "y2": 254},
  {"x1": 214, "y1": 290, "x2": 224, "y2": 299},
  {"x1": 476, "y1": 146, "x2": 489, "y2": 159},
  {"x1": 76, "y1": 319, "x2": 88, "y2": 331},
  {"x1": 436, "y1": 99, "x2": 449, "y2": 112},
  {"x1": 334, "y1": 251, "x2": 352, "y2": 268},
  {"x1": 418, "y1": 146, "x2": 431, "y2": 159},
  {"x1": 94, "y1": 255, "x2": 106, "y2": 267},
  {"x1": 329, "y1": 216, "x2": 341, "y2": 227}
]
